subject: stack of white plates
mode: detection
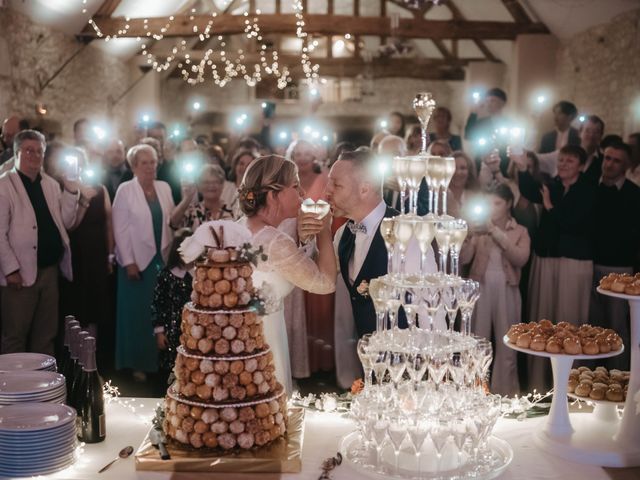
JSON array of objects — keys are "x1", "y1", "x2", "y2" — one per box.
[
  {"x1": 0, "y1": 352, "x2": 57, "y2": 372},
  {"x1": 0, "y1": 403, "x2": 77, "y2": 477},
  {"x1": 0, "y1": 371, "x2": 66, "y2": 405}
]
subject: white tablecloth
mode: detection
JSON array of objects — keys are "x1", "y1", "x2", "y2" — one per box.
[{"x1": 39, "y1": 398, "x2": 635, "y2": 480}]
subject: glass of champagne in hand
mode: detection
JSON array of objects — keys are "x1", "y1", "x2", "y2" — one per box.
[{"x1": 380, "y1": 218, "x2": 397, "y2": 277}]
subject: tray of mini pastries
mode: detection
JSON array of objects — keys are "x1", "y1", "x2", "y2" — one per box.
[
  {"x1": 598, "y1": 273, "x2": 640, "y2": 296},
  {"x1": 504, "y1": 320, "x2": 624, "y2": 358},
  {"x1": 567, "y1": 366, "x2": 629, "y2": 404}
]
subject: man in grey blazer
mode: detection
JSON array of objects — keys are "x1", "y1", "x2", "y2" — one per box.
[{"x1": 0, "y1": 130, "x2": 79, "y2": 355}]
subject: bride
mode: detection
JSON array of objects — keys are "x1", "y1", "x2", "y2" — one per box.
[{"x1": 237, "y1": 155, "x2": 336, "y2": 393}]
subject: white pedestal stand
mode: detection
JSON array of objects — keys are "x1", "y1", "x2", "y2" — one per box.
[{"x1": 504, "y1": 324, "x2": 638, "y2": 467}]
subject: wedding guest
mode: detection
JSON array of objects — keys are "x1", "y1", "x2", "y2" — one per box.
[
  {"x1": 152, "y1": 228, "x2": 193, "y2": 374},
  {"x1": 112, "y1": 144, "x2": 174, "y2": 381},
  {"x1": 387, "y1": 111, "x2": 406, "y2": 138},
  {"x1": 0, "y1": 130, "x2": 79, "y2": 355},
  {"x1": 224, "y1": 148, "x2": 258, "y2": 219},
  {"x1": 516, "y1": 144, "x2": 596, "y2": 391},
  {"x1": 429, "y1": 107, "x2": 462, "y2": 151},
  {"x1": 287, "y1": 139, "x2": 334, "y2": 376},
  {"x1": 0, "y1": 116, "x2": 20, "y2": 165},
  {"x1": 538, "y1": 101, "x2": 580, "y2": 154},
  {"x1": 170, "y1": 164, "x2": 233, "y2": 230},
  {"x1": 44, "y1": 146, "x2": 114, "y2": 343},
  {"x1": 589, "y1": 142, "x2": 640, "y2": 370},
  {"x1": 460, "y1": 184, "x2": 530, "y2": 395},
  {"x1": 627, "y1": 132, "x2": 640, "y2": 186},
  {"x1": 103, "y1": 138, "x2": 132, "y2": 201},
  {"x1": 447, "y1": 150, "x2": 479, "y2": 219},
  {"x1": 580, "y1": 115, "x2": 605, "y2": 184},
  {"x1": 405, "y1": 125, "x2": 422, "y2": 155}
]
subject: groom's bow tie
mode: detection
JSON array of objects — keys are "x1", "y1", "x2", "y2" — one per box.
[{"x1": 347, "y1": 221, "x2": 367, "y2": 235}]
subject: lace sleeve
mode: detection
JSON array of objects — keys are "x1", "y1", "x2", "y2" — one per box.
[{"x1": 256, "y1": 227, "x2": 335, "y2": 295}]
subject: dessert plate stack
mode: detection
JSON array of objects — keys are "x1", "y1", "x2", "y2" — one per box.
[
  {"x1": 0, "y1": 403, "x2": 77, "y2": 477},
  {"x1": 0, "y1": 371, "x2": 66, "y2": 405},
  {"x1": 0, "y1": 352, "x2": 57, "y2": 373}
]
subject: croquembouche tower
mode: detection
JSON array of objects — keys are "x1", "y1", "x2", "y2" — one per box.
[{"x1": 162, "y1": 225, "x2": 287, "y2": 451}]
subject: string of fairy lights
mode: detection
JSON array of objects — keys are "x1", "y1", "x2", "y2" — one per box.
[{"x1": 81, "y1": 1, "x2": 320, "y2": 90}]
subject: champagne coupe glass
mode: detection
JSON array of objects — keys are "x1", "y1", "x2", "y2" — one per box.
[
  {"x1": 407, "y1": 415, "x2": 429, "y2": 474},
  {"x1": 442, "y1": 280, "x2": 460, "y2": 332},
  {"x1": 440, "y1": 156, "x2": 456, "y2": 216},
  {"x1": 357, "y1": 334, "x2": 374, "y2": 387},
  {"x1": 413, "y1": 92, "x2": 437, "y2": 153},
  {"x1": 387, "y1": 413, "x2": 408, "y2": 474},
  {"x1": 475, "y1": 338, "x2": 493, "y2": 390},
  {"x1": 371, "y1": 413, "x2": 389, "y2": 470},
  {"x1": 413, "y1": 217, "x2": 436, "y2": 276},
  {"x1": 380, "y1": 218, "x2": 397, "y2": 278},
  {"x1": 392, "y1": 156, "x2": 410, "y2": 215},
  {"x1": 430, "y1": 418, "x2": 451, "y2": 472},
  {"x1": 447, "y1": 219, "x2": 468, "y2": 277},
  {"x1": 422, "y1": 283, "x2": 442, "y2": 331},
  {"x1": 393, "y1": 216, "x2": 416, "y2": 278},
  {"x1": 456, "y1": 279, "x2": 480, "y2": 335},
  {"x1": 426, "y1": 156, "x2": 446, "y2": 217},
  {"x1": 385, "y1": 350, "x2": 407, "y2": 393},
  {"x1": 372, "y1": 349, "x2": 388, "y2": 390},
  {"x1": 406, "y1": 155, "x2": 427, "y2": 215},
  {"x1": 435, "y1": 219, "x2": 453, "y2": 275},
  {"x1": 369, "y1": 278, "x2": 390, "y2": 332}
]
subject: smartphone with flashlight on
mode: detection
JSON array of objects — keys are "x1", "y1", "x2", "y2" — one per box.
[
  {"x1": 62, "y1": 152, "x2": 80, "y2": 182},
  {"x1": 464, "y1": 195, "x2": 491, "y2": 234}
]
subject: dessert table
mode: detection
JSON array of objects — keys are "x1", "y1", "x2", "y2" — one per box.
[{"x1": 34, "y1": 398, "x2": 639, "y2": 480}]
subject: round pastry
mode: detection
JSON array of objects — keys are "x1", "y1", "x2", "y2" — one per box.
[
  {"x1": 231, "y1": 339, "x2": 245, "y2": 354},
  {"x1": 208, "y1": 294, "x2": 223, "y2": 308},
  {"x1": 220, "y1": 407, "x2": 238, "y2": 423},
  {"x1": 196, "y1": 384, "x2": 212, "y2": 400},
  {"x1": 530, "y1": 335, "x2": 546, "y2": 351},
  {"x1": 212, "y1": 387, "x2": 229, "y2": 402},
  {"x1": 232, "y1": 278, "x2": 247, "y2": 294},
  {"x1": 224, "y1": 292, "x2": 239, "y2": 308},
  {"x1": 186, "y1": 337, "x2": 198, "y2": 351},
  {"x1": 255, "y1": 430, "x2": 270, "y2": 446},
  {"x1": 181, "y1": 416, "x2": 196, "y2": 433},
  {"x1": 625, "y1": 281, "x2": 640, "y2": 295},
  {"x1": 214, "y1": 313, "x2": 229, "y2": 327},
  {"x1": 246, "y1": 383, "x2": 258, "y2": 397},
  {"x1": 207, "y1": 267, "x2": 222, "y2": 281},
  {"x1": 589, "y1": 386, "x2": 606, "y2": 401},
  {"x1": 563, "y1": 337, "x2": 582, "y2": 355},
  {"x1": 506, "y1": 326, "x2": 522, "y2": 344},
  {"x1": 230, "y1": 385, "x2": 247, "y2": 400},
  {"x1": 574, "y1": 382, "x2": 591, "y2": 397},
  {"x1": 217, "y1": 433, "x2": 236, "y2": 450},
  {"x1": 237, "y1": 432, "x2": 255, "y2": 449},
  {"x1": 596, "y1": 337, "x2": 611, "y2": 354},
  {"x1": 516, "y1": 333, "x2": 532, "y2": 349},
  {"x1": 202, "y1": 431, "x2": 218, "y2": 448},
  {"x1": 582, "y1": 341, "x2": 599, "y2": 355},
  {"x1": 201, "y1": 409, "x2": 219, "y2": 424},
  {"x1": 211, "y1": 421, "x2": 228, "y2": 434},
  {"x1": 196, "y1": 268, "x2": 207, "y2": 281},
  {"x1": 568, "y1": 377, "x2": 579, "y2": 393},
  {"x1": 606, "y1": 385, "x2": 624, "y2": 402},
  {"x1": 545, "y1": 338, "x2": 562, "y2": 354},
  {"x1": 223, "y1": 267, "x2": 239, "y2": 281},
  {"x1": 214, "y1": 361, "x2": 230, "y2": 375},
  {"x1": 194, "y1": 420, "x2": 208, "y2": 434},
  {"x1": 239, "y1": 265, "x2": 253, "y2": 278},
  {"x1": 200, "y1": 359, "x2": 214, "y2": 374},
  {"x1": 230, "y1": 420, "x2": 245, "y2": 434},
  {"x1": 198, "y1": 338, "x2": 214, "y2": 354},
  {"x1": 205, "y1": 373, "x2": 220, "y2": 388},
  {"x1": 191, "y1": 370, "x2": 205, "y2": 385},
  {"x1": 245, "y1": 338, "x2": 257, "y2": 353},
  {"x1": 215, "y1": 279, "x2": 232, "y2": 295},
  {"x1": 222, "y1": 326, "x2": 237, "y2": 340},
  {"x1": 206, "y1": 323, "x2": 222, "y2": 340},
  {"x1": 201, "y1": 279, "x2": 214, "y2": 296},
  {"x1": 238, "y1": 407, "x2": 255, "y2": 422},
  {"x1": 214, "y1": 338, "x2": 230, "y2": 355},
  {"x1": 607, "y1": 334, "x2": 623, "y2": 351}
]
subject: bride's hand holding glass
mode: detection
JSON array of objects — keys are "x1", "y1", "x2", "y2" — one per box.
[{"x1": 297, "y1": 202, "x2": 332, "y2": 243}]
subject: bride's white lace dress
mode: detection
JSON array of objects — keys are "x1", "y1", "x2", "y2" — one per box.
[{"x1": 249, "y1": 219, "x2": 335, "y2": 393}]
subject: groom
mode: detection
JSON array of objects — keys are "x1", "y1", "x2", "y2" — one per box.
[{"x1": 326, "y1": 149, "x2": 435, "y2": 337}]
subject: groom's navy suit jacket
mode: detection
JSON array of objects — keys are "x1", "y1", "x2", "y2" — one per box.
[{"x1": 338, "y1": 206, "x2": 406, "y2": 337}]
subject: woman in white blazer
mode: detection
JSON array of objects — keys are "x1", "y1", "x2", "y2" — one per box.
[{"x1": 112, "y1": 144, "x2": 174, "y2": 379}]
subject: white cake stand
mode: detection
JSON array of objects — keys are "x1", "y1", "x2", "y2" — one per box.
[
  {"x1": 503, "y1": 332, "x2": 640, "y2": 467},
  {"x1": 566, "y1": 392, "x2": 624, "y2": 424}
]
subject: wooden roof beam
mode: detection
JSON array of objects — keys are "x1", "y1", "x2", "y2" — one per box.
[
  {"x1": 80, "y1": 14, "x2": 549, "y2": 40},
  {"x1": 501, "y1": 0, "x2": 532, "y2": 23}
]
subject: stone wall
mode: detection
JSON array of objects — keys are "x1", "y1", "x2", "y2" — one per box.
[
  {"x1": 0, "y1": 8, "x2": 132, "y2": 142},
  {"x1": 556, "y1": 8, "x2": 640, "y2": 136}
]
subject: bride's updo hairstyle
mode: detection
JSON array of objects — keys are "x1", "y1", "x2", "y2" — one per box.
[{"x1": 238, "y1": 155, "x2": 298, "y2": 217}]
